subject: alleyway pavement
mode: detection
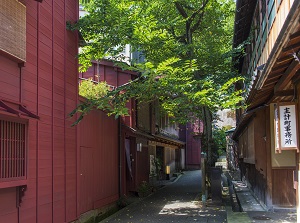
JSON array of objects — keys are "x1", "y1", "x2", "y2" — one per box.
[
  {"x1": 101, "y1": 170, "x2": 227, "y2": 223},
  {"x1": 100, "y1": 170, "x2": 297, "y2": 223},
  {"x1": 225, "y1": 171, "x2": 297, "y2": 223}
]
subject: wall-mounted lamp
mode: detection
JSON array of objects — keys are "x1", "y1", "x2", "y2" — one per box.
[
  {"x1": 137, "y1": 143, "x2": 142, "y2": 152},
  {"x1": 166, "y1": 165, "x2": 170, "y2": 180}
]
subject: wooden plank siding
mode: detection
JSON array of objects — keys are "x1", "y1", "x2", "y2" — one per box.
[
  {"x1": 272, "y1": 168, "x2": 296, "y2": 206},
  {"x1": 79, "y1": 60, "x2": 137, "y2": 128},
  {"x1": 0, "y1": 1, "x2": 79, "y2": 223},
  {"x1": 77, "y1": 108, "x2": 119, "y2": 215},
  {"x1": 136, "y1": 146, "x2": 150, "y2": 186},
  {"x1": 137, "y1": 103, "x2": 151, "y2": 132},
  {"x1": 254, "y1": 109, "x2": 267, "y2": 177},
  {"x1": 185, "y1": 123, "x2": 201, "y2": 169},
  {"x1": 79, "y1": 60, "x2": 145, "y2": 199},
  {"x1": 233, "y1": 0, "x2": 300, "y2": 209},
  {"x1": 240, "y1": 0, "x2": 294, "y2": 81}
]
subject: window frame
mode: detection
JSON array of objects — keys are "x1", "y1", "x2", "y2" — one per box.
[{"x1": 0, "y1": 115, "x2": 28, "y2": 189}]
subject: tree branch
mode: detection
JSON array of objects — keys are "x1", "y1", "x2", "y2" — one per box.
[
  {"x1": 191, "y1": 11, "x2": 205, "y2": 33},
  {"x1": 167, "y1": 26, "x2": 187, "y2": 45},
  {"x1": 174, "y1": 2, "x2": 188, "y2": 18},
  {"x1": 187, "y1": 0, "x2": 209, "y2": 25}
]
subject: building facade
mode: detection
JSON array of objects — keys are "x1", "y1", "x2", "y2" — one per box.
[
  {"x1": 0, "y1": 0, "x2": 79, "y2": 222},
  {"x1": 0, "y1": 1, "x2": 192, "y2": 222},
  {"x1": 80, "y1": 60, "x2": 185, "y2": 195},
  {"x1": 233, "y1": 0, "x2": 300, "y2": 209}
]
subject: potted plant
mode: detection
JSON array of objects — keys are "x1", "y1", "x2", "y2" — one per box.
[{"x1": 137, "y1": 181, "x2": 151, "y2": 197}]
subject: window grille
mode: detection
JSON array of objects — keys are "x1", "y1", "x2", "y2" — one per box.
[
  {"x1": 267, "y1": 0, "x2": 275, "y2": 30},
  {"x1": 0, "y1": 120, "x2": 26, "y2": 182},
  {"x1": 261, "y1": 0, "x2": 266, "y2": 19}
]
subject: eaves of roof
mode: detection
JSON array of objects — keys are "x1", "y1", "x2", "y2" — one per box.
[
  {"x1": 232, "y1": 105, "x2": 266, "y2": 140},
  {"x1": 233, "y1": 0, "x2": 257, "y2": 48},
  {"x1": 153, "y1": 134, "x2": 185, "y2": 147},
  {"x1": 233, "y1": 0, "x2": 257, "y2": 73},
  {"x1": 234, "y1": 1, "x2": 300, "y2": 138},
  {"x1": 122, "y1": 125, "x2": 155, "y2": 140},
  {"x1": 122, "y1": 125, "x2": 185, "y2": 147},
  {"x1": 247, "y1": 1, "x2": 300, "y2": 111}
]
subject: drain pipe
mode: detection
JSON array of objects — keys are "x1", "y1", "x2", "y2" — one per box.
[
  {"x1": 297, "y1": 152, "x2": 300, "y2": 223},
  {"x1": 118, "y1": 117, "x2": 122, "y2": 198}
]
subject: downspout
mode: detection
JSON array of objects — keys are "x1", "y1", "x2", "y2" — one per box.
[
  {"x1": 19, "y1": 63, "x2": 24, "y2": 103},
  {"x1": 185, "y1": 123, "x2": 188, "y2": 169},
  {"x1": 118, "y1": 117, "x2": 122, "y2": 198},
  {"x1": 17, "y1": 48, "x2": 24, "y2": 223}
]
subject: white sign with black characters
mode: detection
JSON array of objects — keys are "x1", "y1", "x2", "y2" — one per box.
[
  {"x1": 274, "y1": 104, "x2": 280, "y2": 151},
  {"x1": 278, "y1": 104, "x2": 298, "y2": 151}
]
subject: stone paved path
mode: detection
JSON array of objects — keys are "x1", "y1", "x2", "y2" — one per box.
[{"x1": 101, "y1": 170, "x2": 227, "y2": 223}]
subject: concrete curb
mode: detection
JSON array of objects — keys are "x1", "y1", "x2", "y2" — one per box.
[{"x1": 222, "y1": 173, "x2": 253, "y2": 223}]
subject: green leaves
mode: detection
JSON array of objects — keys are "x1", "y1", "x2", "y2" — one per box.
[
  {"x1": 69, "y1": 0, "x2": 244, "y2": 124},
  {"x1": 79, "y1": 79, "x2": 109, "y2": 99}
]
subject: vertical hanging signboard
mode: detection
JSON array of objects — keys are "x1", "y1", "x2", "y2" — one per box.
[
  {"x1": 275, "y1": 103, "x2": 299, "y2": 153},
  {"x1": 274, "y1": 104, "x2": 280, "y2": 152}
]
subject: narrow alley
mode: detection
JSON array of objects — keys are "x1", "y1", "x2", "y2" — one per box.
[{"x1": 101, "y1": 170, "x2": 227, "y2": 223}]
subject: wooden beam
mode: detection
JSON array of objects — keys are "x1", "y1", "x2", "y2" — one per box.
[
  {"x1": 272, "y1": 62, "x2": 290, "y2": 71},
  {"x1": 268, "y1": 70, "x2": 285, "y2": 79},
  {"x1": 289, "y1": 30, "x2": 300, "y2": 40},
  {"x1": 283, "y1": 42, "x2": 300, "y2": 53},
  {"x1": 274, "y1": 89, "x2": 295, "y2": 97},
  {"x1": 274, "y1": 59, "x2": 300, "y2": 92},
  {"x1": 276, "y1": 55, "x2": 293, "y2": 64}
]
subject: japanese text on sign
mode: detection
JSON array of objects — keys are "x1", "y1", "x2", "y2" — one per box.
[{"x1": 279, "y1": 104, "x2": 297, "y2": 149}]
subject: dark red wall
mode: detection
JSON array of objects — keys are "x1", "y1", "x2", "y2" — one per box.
[
  {"x1": 185, "y1": 123, "x2": 201, "y2": 169},
  {"x1": 136, "y1": 146, "x2": 150, "y2": 186},
  {"x1": 80, "y1": 60, "x2": 137, "y2": 128},
  {"x1": 0, "y1": 1, "x2": 79, "y2": 222},
  {"x1": 78, "y1": 107, "x2": 119, "y2": 214},
  {"x1": 79, "y1": 60, "x2": 142, "y2": 207}
]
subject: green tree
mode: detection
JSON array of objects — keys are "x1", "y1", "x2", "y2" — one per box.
[
  {"x1": 69, "y1": 0, "x2": 244, "y2": 165},
  {"x1": 212, "y1": 127, "x2": 227, "y2": 153}
]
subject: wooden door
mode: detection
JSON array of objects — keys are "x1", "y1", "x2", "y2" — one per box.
[
  {"x1": 125, "y1": 138, "x2": 136, "y2": 192},
  {"x1": 79, "y1": 146, "x2": 94, "y2": 214}
]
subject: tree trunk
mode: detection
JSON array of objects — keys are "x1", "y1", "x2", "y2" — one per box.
[{"x1": 202, "y1": 106, "x2": 213, "y2": 166}]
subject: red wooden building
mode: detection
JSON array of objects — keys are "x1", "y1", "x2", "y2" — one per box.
[
  {"x1": 183, "y1": 122, "x2": 202, "y2": 170},
  {"x1": 78, "y1": 60, "x2": 137, "y2": 202},
  {"x1": 0, "y1": 0, "x2": 79, "y2": 222},
  {"x1": 77, "y1": 106, "x2": 120, "y2": 215},
  {"x1": 0, "y1": 1, "x2": 186, "y2": 222},
  {"x1": 79, "y1": 60, "x2": 185, "y2": 195}
]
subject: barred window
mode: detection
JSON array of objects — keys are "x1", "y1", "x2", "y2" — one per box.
[
  {"x1": 0, "y1": 119, "x2": 27, "y2": 184},
  {"x1": 261, "y1": 0, "x2": 266, "y2": 19},
  {"x1": 268, "y1": 0, "x2": 275, "y2": 30}
]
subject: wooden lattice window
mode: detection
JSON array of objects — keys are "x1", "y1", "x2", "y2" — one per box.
[
  {"x1": 0, "y1": 119, "x2": 27, "y2": 184},
  {"x1": 267, "y1": 0, "x2": 275, "y2": 30}
]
